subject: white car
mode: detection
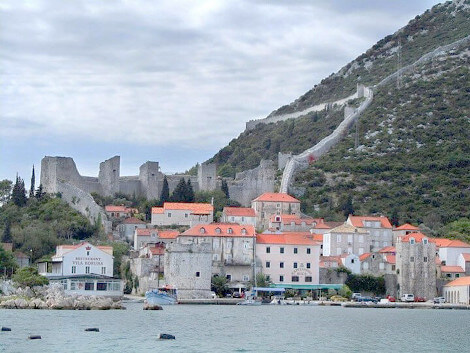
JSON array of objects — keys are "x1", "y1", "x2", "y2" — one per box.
[
  {"x1": 400, "y1": 294, "x2": 415, "y2": 302},
  {"x1": 433, "y1": 297, "x2": 445, "y2": 304}
]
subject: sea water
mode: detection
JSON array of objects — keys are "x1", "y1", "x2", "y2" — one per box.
[{"x1": 1, "y1": 303, "x2": 468, "y2": 352}]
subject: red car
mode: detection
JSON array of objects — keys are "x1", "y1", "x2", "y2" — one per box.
[
  {"x1": 414, "y1": 297, "x2": 426, "y2": 302},
  {"x1": 386, "y1": 295, "x2": 396, "y2": 302}
]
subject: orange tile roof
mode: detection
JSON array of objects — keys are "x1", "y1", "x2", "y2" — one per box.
[
  {"x1": 105, "y1": 205, "x2": 131, "y2": 213},
  {"x1": 136, "y1": 228, "x2": 155, "y2": 236},
  {"x1": 164, "y1": 202, "x2": 213, "y2": 214},
  {"x1": 57, "y1": 242, "x2": 113, "y2": 255},
  {"x1": 182, "y1": 223, "x2": 255, "y2": 237},
  {"x1": 399, "y1": 232, "x2": 429, "y2": 243},
  {"x1": 313, "y1": 223, "x2": 331, "y2": 229},
  {"x1": 152, "y1": 207, "x2": 164, "y2": 214},
  {"x1": 379, "y1": 246, "x2": 396, "y2": 254},
  {"x1": 223, "y1": 207, "x2": 255, "y2": 217},
  {"x1": 395, "y1": 223, "x2": 420, "y2": 231},
  {"x1": 252, "y1": 193, "x2": 300, "y2": 203},
  {"x1": 441, "y1": 266, "x2": 465, "y2": 273},
  {"x1": 385, "y1": 255, "x2": 396, "y2": 264},
  {"x1": 122, "y1": 217, "x2": 146, "y2": 225},
  {"x1": 431, "y1": 238, "x2": 470, "y2": 248},
  {"x1": 348, "y1": 215, "x2": 392, "y2": 229},
  {"x1": 444, "y1": 276, "x2": 470, "y2": 287},
  {"x1": 359, "y1": 253, "x2": 371, "y2": 261},
  {"x1": 150, "y1": 247, "x2": 165, "y2": 255},
  {"x1": 312, "y1": 234, "x2": 323, "y2": 242},
  {"x1": 461, "y1": 253, "x2": 470, "y2": 262},
  {"x1": 256, "y1": 232, "x2": 320, "y2": 246},
  {"x1": 158, "y1": 230, "x2": 179, "y2": 239}
]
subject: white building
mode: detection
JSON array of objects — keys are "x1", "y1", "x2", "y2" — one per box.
[
  {"x1": 347, "y1": 215, "x2": 393, "y2": 251},
  {"x1": 221, "y1": 207, "x2": 256, "y2": 227},
  {"x1": 323, "y1": 223, "x2": 370, "y2": 257},
  {"x1": 443, "y1": 276, "x2": 470, "y2": 304},
  {"x1": 38, "y1": 242, "x2": 122, "y2": 297},
  {"x1": 340, "y1": 253, "x2": 360, "y2": 274},
  {"x1": 151, "y1": 202, "x2": 214, "y2": 227},
  {"x1": 433, "y1": 238, "x2": 470, "y2": 267},
  {"x1": 256, "y1": 232, "x2": 321, "y2": 285}
]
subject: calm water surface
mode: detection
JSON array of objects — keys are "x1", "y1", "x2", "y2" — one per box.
[{"x1": 1, "y1": 303, "x2": 469, "y2": 352}]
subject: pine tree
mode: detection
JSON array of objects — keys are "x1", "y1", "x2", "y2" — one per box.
[
  {"x1": 160, "y1": 176, "x2": 170, "y2": 204},
  {"x1": 186, "y1": 179, "x2": 195, "y2": 202},
  {"x1": 171, "y1": 178, "x2": 187, "y2": 202},
  {"x1": 390, "y1": 209, "x2": 400, "y2": 227},
  {"x1": 35, "y1": 184, "x2": 45, "y2": 199},
  {"x1": 12, "y1": 175, "x2": 27, "y2": 207},
  {"x1": 221, "y1": 180, "x2": 229, "y2": 199},
  {"x1": 29, "y1": 165, "x2": 35, "y2": 198}
]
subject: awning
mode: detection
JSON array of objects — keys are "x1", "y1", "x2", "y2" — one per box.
[
  {"x1": 271, "y1": 284, "x2": 343, "y2": 290},
  {"x1": 252, "y1": 287, "x2": 285, "y2": 292}
]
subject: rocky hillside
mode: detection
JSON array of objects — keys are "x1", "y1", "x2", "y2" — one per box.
[{"x1": 207, "y1": 0, "x2": 470, "y2": 229}]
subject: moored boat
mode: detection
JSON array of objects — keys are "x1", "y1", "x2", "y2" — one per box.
[{"x1": 145, "y1": 286, "x2": 177, "y2": 305}]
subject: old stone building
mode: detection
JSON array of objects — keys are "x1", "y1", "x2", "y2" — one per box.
[
  {"x1": 360, "y1": 246, "x2": 396, "y2": 275},
  {"x1": 347, "y1": 215, "x2": 393, "y2": 251},
  {"x1": 151, "y1": 202, "x2": 214, "y2": 227},
  {"x1": 322, "y1": 223, "x2": 370, "y2": 257},
  {"x1": 396, "y1": 232, "x2": 436, "y2": 299},
  {"x1": 269, "y1": 214, "x2": 324, "y2": 232},
  {"x1": 251, "y1": 193, "x2": 301, "y2": 230}
]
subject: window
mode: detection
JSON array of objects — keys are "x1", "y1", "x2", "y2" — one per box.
[
  {"x1": 291, "y1": 276, "x2": 299, "y2": 282},
  {"x1": 410, "y1": 256, "x2": 414, "y2": 262},
  {"x1": 423, "y1": 238, "x2": 428, "y2": 244},
  {"x1": 215, "y1": 228, "x2": 221, "y2": 234},
  {"x1": 456, "y1": 274, "x2": 460, "y2": 278},
  {"x1": 280, "y1": 262, "x2": 284, "y2": 268},
  {"x1": 276, "y1": 203, "x2": 280, "y2": 208},
  {"x1": 293, "y1": 262, "x2": 298, "y2": 269},
  {"x1": 379, "y1": 263, "x2": 384, "y2": 270},
  {"x1": 306, "y1": 263, "x2": 311, "y2": 269},
  {"x1": 351, "y1": 259, "x2": 355, "y2": 264},
  {"x1": 226, "y1": 274, "x2": 232, "y2": 281},
  {"x1": 213, "y1": 254, "x2": 218, "y2": 261},
  {"x1": 305, "y1": 276, "x2": 312, "y2": 282},
  {"x1": 241, "y1": 228, "x2": 247, "y2": 235},
  {"x1": 294, "y1": 247, "x2": 298, "y2": 254},
  {"x1": 97, "y1": 282, "x2": 107, "y2": 291},
  {"x1": 185, "y1": 213, "x2": 188, "y2": 218},
  {"x1": 280, "y1": 247, "x2": 284, "y2": 254},
  {"x1": 266, "y1": 275, "x2": 270, "y2": 281},
  {"x1": 168, "y1": 212, "x2": 172, "y2": 218},
  {"x1": 392, "y1": 265, "x2": 396, "y2": 271},
  {"x1": 307, "y1": 248, "x2": 311, "y2": 254},
  {"x1": 424, "y1": 257, "x2": 428, "y2": 262},
  {"x1": 71, "y1": 266, "x2": 76, "y2": 274},
  {"x1": 86, "y1": 251, "x2": 90, "y2": 256},
  {"x1": 200, "y1": 227, "x2": 205, "y2": 234},
  {"x1": 337, "y1": 234, "x2": 342, "y2": 242},
  {"x1": 410, "y1": 237, "x2": 415, "y2": 245},
  {"x1": 196, "y1": 272, "x2": 200, "y2": 277},
  {"x1": 279, "y1": 275, "x2": 284, "y2": 282},
  {"x1": 228, "y1": 228, "x2": 233, "y2": 234},
  {"x1": 266, "y1": 261, "x2": 271, "y2": 268},
  {"x1": 85, "y1": 282, "x2": 94, "y2": 291},
  {"x1": 266, "y1": 246, "x2": 271, "y2": 254},
  {"x1": 101, "y1": 267, "x2": 106, "y2": 275},
  {"x1": 85, "y1": 266, "x2": 90, "y2": 274},
  {"x1": 243, "y1": 275, "x2": 250, "y2": 281}
]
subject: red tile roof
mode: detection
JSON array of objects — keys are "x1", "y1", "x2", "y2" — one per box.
[
  {"x1": 431, "y1": 238, "x2": 470, "y2": 248},
  {"x1": 359, "y1": 253, "x2": 371, "y2": 261},
  {"x1": 158, "y1": 230, "x2": 179, "y2": 239},
  {"x1": 136, "y1": 228, "x2": 155, "y2": 236},
  {"x1": 57, "y1": 242, "x2": 113, "y2": 255},
  {"x1": 444, "y1": 276, "x2": 470, "y2": 287},
  {"x1": 441, "y1": 266, "x2": 465, "y2": 273},
  {"x1": 399, "y1": 232, "x2": 429, "y2": 243},
  {"x1": 379, "y1": 246, "x2": 396, "y2": 254},
  {"x1": 122, "y1": 217, "x2": 146, "y2": 225},
  {"x1": 150, "y1": 247, "x2": 165, "y2": 255},
  {"x1": 461, "y1": 253, "x2": 470, "y2": 262},
  {"x1": 182, "y1": 223, "x2": 255, "y2": 237},
  {"x1": 223, "y1": 207, "x2": 255, "y2": 217},
  {"x1": 312, "y1": 234, "x2": 323, "y2": 242},
  {"x1": 385, "y1": 255, "x2": 396, "y2": 264},
  {"x1": 348, "y1": 215, "x2": 392, "y2": 229},
  {"x1": 105, "y1": 205, "x2": 137, "y2": 213},
  {"x1": 256, "y1": 232, "x2": 320, "y2": 246},
  {"x1": 395, "y1": 223, "x2": 420, "y2": 231},
  {"x1": 313, "y1": 223, "x2": 332, "y2": 229},
  {"x1": 152, "y1": 202, "x2": 214, "y2": 215},
  {"x1": 252, "y1": 193, "x2": 300, "y2": 203}
]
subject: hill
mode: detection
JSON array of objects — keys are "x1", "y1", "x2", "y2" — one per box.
[{"x1": 207, "y1": 0, "x2": 470, "y2": 231}]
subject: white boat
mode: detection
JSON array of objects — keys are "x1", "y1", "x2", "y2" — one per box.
[
  {"x1": 145, "y1": 287, "x2": 177, "y2": 305},
  {"x1": 236, "y1": 297, "x2": 262, "y2": 306}
]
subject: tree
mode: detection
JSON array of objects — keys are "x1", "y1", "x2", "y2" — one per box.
[
  {"x1": 250, "y1": 273, "x2": 271, "y2": 289},
  {"x1": 12, "y1": 266, "x2": 48, "y2": 287},
  {"x1": 11, "y1": 175, "x2": 27, "y2": 207},
  {"x1": 2, "y1": 219, "x2": 12, "y2": 243},
  {"x1": 29, "y1": 165, "x2": 35, "y2": 198},
  {"x1": 221, "y1": 180, "x2": 229, "y2": 199},
  {"x1": 160, "y1": 176, "x2": 170, "y2": 204},
  {"x1": 171, "y1": 178, "x2": 187, "y2": 202},
  {"x1": 186, "y1": 179, "x2": 195, "y2": 202},
  {"x1": 35, "y1": 184, "x2": 45, "y2": 199},
  {"x1": 390, "y1": 208, "x2": 400, "y2": 227},
  {"x1": 211, "y1": 275, "x2": 228, "y2": 297},
  {"x1": 0, "y1": 246, "x2": 17, "y2": 278},
  {"x1": 339, "y1": 195, "x2": 354, "y2": 218},
  {"x1": 0, "y1": 179, "x2": 12, "y2": 205}
]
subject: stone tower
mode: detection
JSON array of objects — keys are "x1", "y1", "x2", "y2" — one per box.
[
  {"x1": 98, "y1": 156, "x2": 120, "y2": 196},
  {"x1": 139, "y1": 161, "x2": 161, "y2": 200},
  {"x1": 197, "y1": 162, "x2": 217, "y2": 191}
]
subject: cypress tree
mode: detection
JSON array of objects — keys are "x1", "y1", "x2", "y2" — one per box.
[
  {"x1": 171, "y1": 178, "x2": 187, "y2": 202},
  {"x1": 221, "y1": 180, "x2": 229, "y2": 199},
  {"x1": 35, "y1": 184, "x2": 45, "y2": 199},
  {"x1": 2, "y1": 219, "x2": 12, "y2": 243},
  {"x1": 186, "y1": 179, "x2": 195, "y2": 202},
  {"x1": 160, "y1": 176, "x2": 170, "y2": 204},
  {"x1": 12, "y1": 175, "x2": 27, "y2": 207},
  {"x1": 29, "y1": 165, "x2": 35, "y2": 198}
]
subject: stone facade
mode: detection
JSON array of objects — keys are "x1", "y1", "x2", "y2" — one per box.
[
  {"x1": 322, "y1": 224, "x2": 370, "y2": 257},
  {"x1": 164, "y1": 242, "x2": 213, "y2": 299},
  {"x1": 251, "y1": 193, "x2": 301, "y2": 230},
  {"x1": 396, "y1": 233, "x2": 437, "y2": 299}
]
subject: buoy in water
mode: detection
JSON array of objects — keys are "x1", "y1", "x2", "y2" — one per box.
[
  {"x1": 29, "y1": 335, "x2": 42, "y2": 340},
  {"x1": 85, "y1": 328, "x2": 100, "y2": 332},
  {"x1": 159, "y1": 333, "x2": 175, "y2": 340},
  {"x1": 1, "y1": 327, "x2": 12, "y2": 331}
]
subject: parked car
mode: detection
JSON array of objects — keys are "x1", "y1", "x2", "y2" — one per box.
[
  {"x1": 386, "y1": 295, "x2": 396, "y2": 302},
  {"x1": 357, "y1": 296, "x2": 378, "y2": 303},
  {"x1": 232, "y1": 292, "x2": 242, "y2": 298},
  {"x1": 414, "y1": 296, "x2": 426, "y2": 302},
  {"x1": 330, "y1": 295, "x2": 348, "y2": 302},
  {"x1": 210, "y1": 291, "x2": 217, "y2": 299},
  {"x1": 433, "y1": 297, "x2": 446, "y2": 304},
  {"x1": 352, "y1": 293, "x2": 362, "y2": 301},
  {"x1": 400, "y1": 294, "x2": 415, "y2": 302}
]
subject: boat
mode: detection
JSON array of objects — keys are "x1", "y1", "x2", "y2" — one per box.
[
  {"x1": 145, "y1": 286, "x2": 177, "y2": 305},
  {"x1": 236, "y1": 297, "x2": 262, "y2": 306}
]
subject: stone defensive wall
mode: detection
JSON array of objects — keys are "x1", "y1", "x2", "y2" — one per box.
[
  {"x1": 280, "y1": 86, "x2": 373, "y2": 193},
  {"x1": 245, "y1": 84, "x2": 366, "y2": 131}
]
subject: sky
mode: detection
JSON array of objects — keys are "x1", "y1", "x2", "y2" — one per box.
[{"x1": 0, "y1": 0, "x2": 441, "y2": 186}]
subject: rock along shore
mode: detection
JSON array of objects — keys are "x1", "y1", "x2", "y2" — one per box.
[{"x1": 0, "y1": 283, "x2": 123, "y2": 310}]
